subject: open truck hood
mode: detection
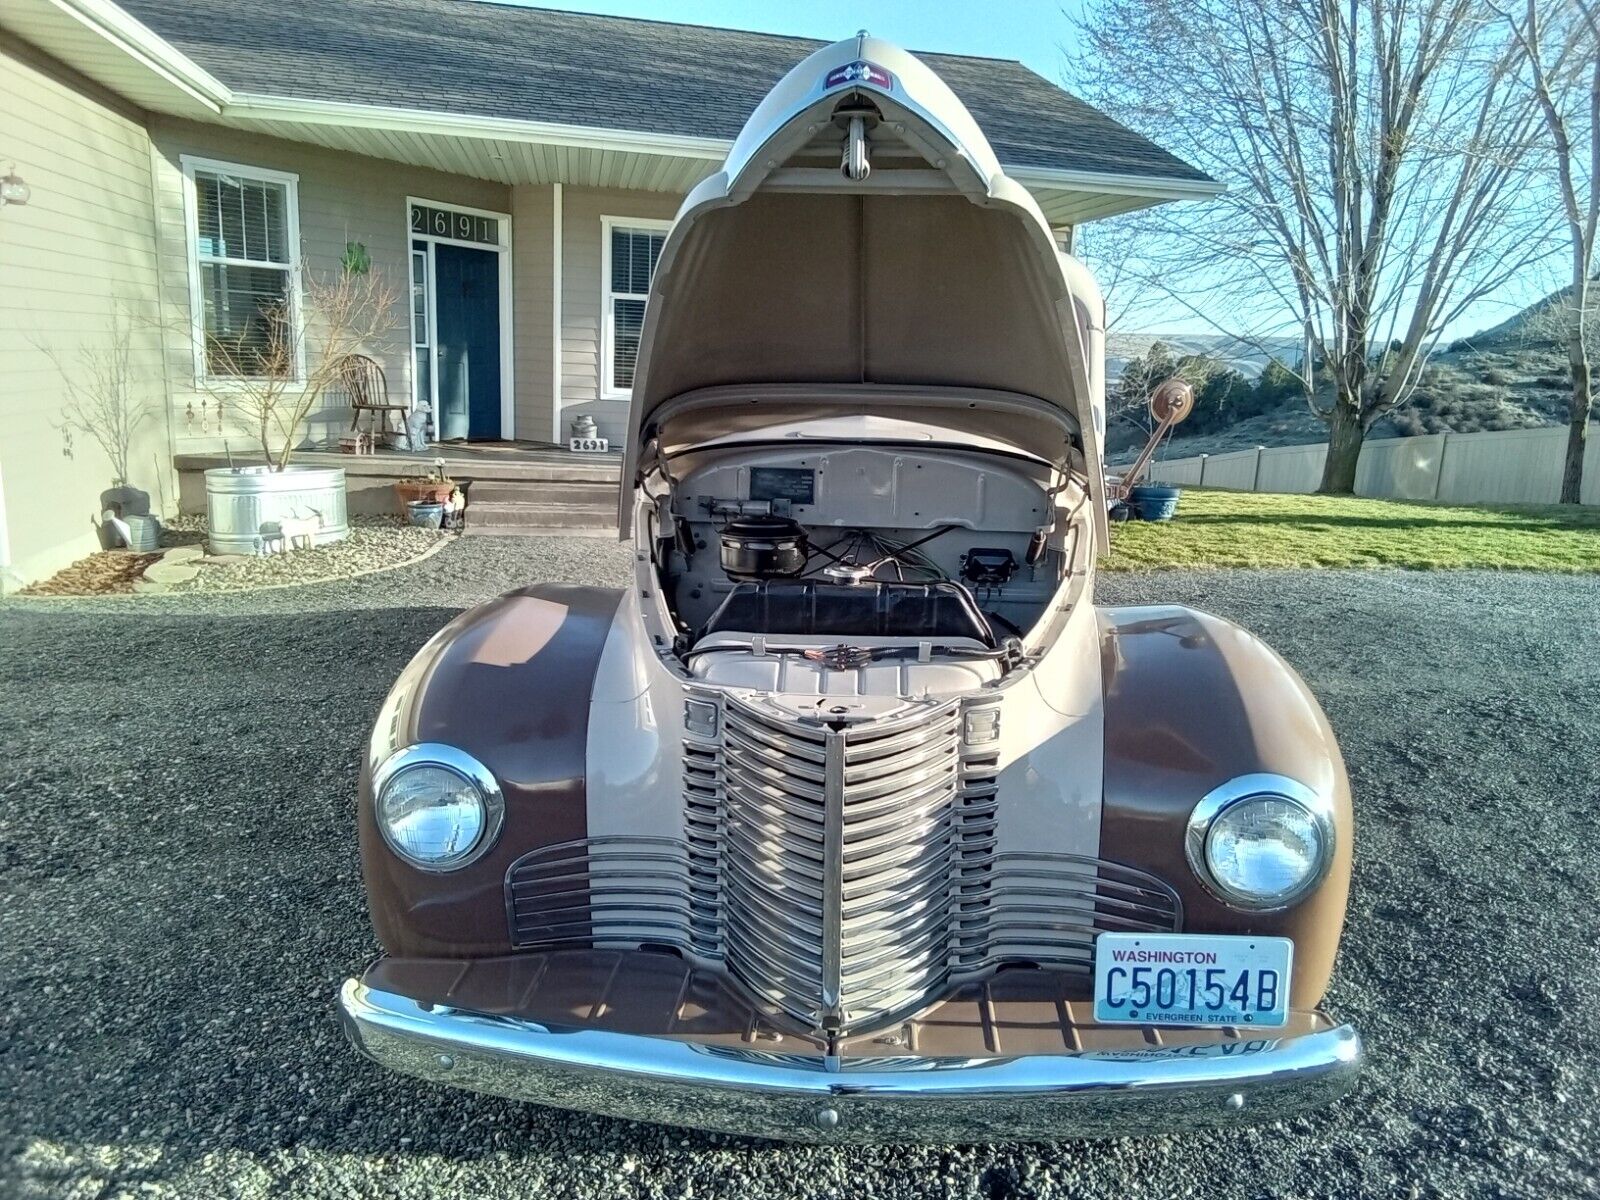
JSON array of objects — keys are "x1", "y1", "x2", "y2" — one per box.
[{"x1": 621, "y1": 34, "x2": 1109, "y2": 547}]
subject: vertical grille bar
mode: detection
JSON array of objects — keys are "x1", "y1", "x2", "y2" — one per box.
[
  {"x1": 682, "y1": 689, "x2": 726, "y2": 960},
  {"x1": 819, "y1": 729, "x2": 846, "y2": 1028}
]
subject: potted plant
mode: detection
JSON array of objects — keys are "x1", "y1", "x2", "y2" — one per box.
[
  {"x1": 196, "y1": 266, "x2": 399, "y2": 555},
  {"x1": 394, "y1": 457, "x2": 456, "y2": 508}
]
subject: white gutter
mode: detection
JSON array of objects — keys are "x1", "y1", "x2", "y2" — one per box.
[
  {"x1": 48, "y1": 0, "x2": 233, "y2": 111},
  {"x1": 1008, "y1": 164, "x2": 1224, "y2": 201},
  {"x1": 226, "y1": 93, "x2": 731, "y2": 161}
]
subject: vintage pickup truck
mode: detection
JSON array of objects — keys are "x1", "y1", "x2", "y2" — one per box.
[{"x1": 338, "y1": 34, "x2": 1360, "y2": 1143}]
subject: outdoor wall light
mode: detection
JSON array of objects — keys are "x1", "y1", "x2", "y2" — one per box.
[{"x1": 0, "y1": 166, "x2": 31, "y2": 207}]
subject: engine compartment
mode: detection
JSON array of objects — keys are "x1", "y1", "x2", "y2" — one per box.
[{"x1": 643, "y1": 442, "x2": 1083, "y2": 698}]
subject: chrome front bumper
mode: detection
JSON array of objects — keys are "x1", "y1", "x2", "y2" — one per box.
[{"x1": 338, "y1": 978, "x2": 1362, "y2": 1143}]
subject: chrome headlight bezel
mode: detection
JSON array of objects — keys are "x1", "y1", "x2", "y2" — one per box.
[
  {"x1": 1184, "y1": 773, "x2": 1336, "y2": 911},
  {"x1": 372, "y1": 743, "x2": 504, "y2": 873}
]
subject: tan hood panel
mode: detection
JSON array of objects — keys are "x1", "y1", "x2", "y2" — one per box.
[
  {"x1": 640, "y1": 191, "x2": 1081, "y2": 417},
  {"x1": 621, "y1": 35, "x2": 1107, "y2": 545}
]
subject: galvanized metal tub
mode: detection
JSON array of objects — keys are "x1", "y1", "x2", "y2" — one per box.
[{"x1": 204, "y1": 466, "x2": 350, "y2": 555}]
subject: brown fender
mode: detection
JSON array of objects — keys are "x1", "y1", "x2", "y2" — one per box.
[
  {"x1": 1097, "y1": 605, "x2": 1353, "y2": 1009},
  {"x1": 359, "y1": 584, "x2": 624, "y2": 958}
]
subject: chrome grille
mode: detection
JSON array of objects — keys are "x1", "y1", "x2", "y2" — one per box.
[
  {"x1": 506, "y1": 836, "x2": 718, "y2": 957},
  {"x1": 503, "y1": 694, "x2": 1181, "y2": 1037},
  {"x1": 953, "y1": 853, "x2": 1181, "y2": 978},
  {"x1": 953, "y1": 738, "x2": 1000, "y2": 962},
  {"x1": 719, "y1": 695, "x2": 960, "y2": 1032},
  {"x1": 682, "y1": 724, "x2": 724, "y2": 959}
]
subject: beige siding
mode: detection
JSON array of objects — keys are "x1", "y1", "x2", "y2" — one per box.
[
  {"x1": 147, "y1": 117, "x2": 510, "y2": 452},
  {"x1": 559, "y1": 186, "x2": 682, "y2": 445},
  {"x1": 0, "y1": 34, "x2": 170, "y2": 590},
  {"x1": 510, "y1": 183, "x2": 555, "y2": 443}
]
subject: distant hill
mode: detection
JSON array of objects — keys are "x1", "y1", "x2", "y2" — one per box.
[
  {"x1": 1444, "y1": 280, "x2": 1591, "y2": 351},
  {"x1": 1109, "y1": 292, "x2": 1583, "y2": 463},
  {"x1": 1107, "y1": 332, "x2": 1304, "y2": 382}
]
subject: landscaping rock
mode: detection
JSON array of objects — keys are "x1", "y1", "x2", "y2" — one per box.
[
  {"x1": 141, "y1": 556, "x2": 202, "y2": 586},
  {"x1": 12, "y1": 516, "x2": 449, "y2": 597},
  {"x1": 171, "y1": 516, "x2": 448, "y2": 594}
]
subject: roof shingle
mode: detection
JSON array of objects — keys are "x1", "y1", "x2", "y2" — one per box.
[{"x1": 117, "y1": 0, "x2": 1210, "y2": 183}]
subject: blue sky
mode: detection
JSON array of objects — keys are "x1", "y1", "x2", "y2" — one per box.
[
  {"x1": 507, "y1": 1, "x2": 1085, "y2": 77},
  {"x1": 505, "y1": 2, "x2": 1543, "y2": 342}
]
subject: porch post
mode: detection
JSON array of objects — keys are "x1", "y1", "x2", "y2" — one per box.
[{"x1": 550, "y1": 182, "x2": 563, "y2": 447}]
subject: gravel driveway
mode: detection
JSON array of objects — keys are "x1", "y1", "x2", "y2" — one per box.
[{"x1": 4, "y1": 539, "x2": 1598, "y2": 1199}]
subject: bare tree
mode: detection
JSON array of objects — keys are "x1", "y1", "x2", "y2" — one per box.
[
  {"x1": 1079, "y1": 218, "x2": 1226, "y2": 450},
  {"x1": 197, "y1": 267, "x2": 399, "y2": 471},
  {"x1": 1069, "y1": 0, "x2": 1551, "y2": 492},
  {"x1": 39, "y1": 305, "x2": 150, "y2": 487},
  {"x1": 1075, "y1": 218, "x2": 1147, "y2": 336},
  {"x1": 1494, "y1": 0, "x2": 1599, "y2": 502}
]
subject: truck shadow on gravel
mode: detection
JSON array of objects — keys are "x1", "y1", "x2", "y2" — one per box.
[{"x1": 2, "y1": 580, "x2": 1598, "y2": 1198}]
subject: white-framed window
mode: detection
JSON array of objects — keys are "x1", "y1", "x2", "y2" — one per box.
[
  {"x1": 181, "y1": 156, "x2": 302, "y2": 381},
  {"x1": 600, "y1": 216, "x2": 670, "y2": 397}
]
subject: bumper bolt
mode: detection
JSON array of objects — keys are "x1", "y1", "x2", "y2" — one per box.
[{"x1": 814, "y1": 1107, "x2": 840, "y2": 1131}]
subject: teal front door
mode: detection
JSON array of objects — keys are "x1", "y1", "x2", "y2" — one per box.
[{"x1": 434, "y1": 243, "x2": 502, "y2": 441}]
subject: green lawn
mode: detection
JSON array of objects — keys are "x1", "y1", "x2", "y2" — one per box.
[{"x1": 1102, "y1": 488, "x2": 1600, "y2": 571}]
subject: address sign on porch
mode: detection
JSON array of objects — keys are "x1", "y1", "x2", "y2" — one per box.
[{"x1": 410, "y1": 203, "x2": 499, "y2": 246}]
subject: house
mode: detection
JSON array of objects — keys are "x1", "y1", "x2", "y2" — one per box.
[{"x1": 0, "y1": 0, "x2": 1217, "y2": 590}]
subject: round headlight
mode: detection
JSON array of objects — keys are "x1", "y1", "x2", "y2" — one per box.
[
  {"x1": 1185, "y1": 775, "x2": 1334, "y2": 910},
  {"x1": 373, "y1": 745, "x2": 503, "y2": 872}
]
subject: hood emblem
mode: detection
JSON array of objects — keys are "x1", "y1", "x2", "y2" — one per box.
[{"x1": 825, "y1": 60, "x2": 893, "y2": 90}]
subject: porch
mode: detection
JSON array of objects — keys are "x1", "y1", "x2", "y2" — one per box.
[{"x1": 174, "y1": 442, "x2": 624, "y2": 535}]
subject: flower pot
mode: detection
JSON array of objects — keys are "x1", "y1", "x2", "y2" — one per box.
[
  {"x1": 1129, "y1": 484, "x2": 1182, "y2": 522},
  {"x1": 205, "y1": 465, "x2": 349, "y2": 555},
  {"x1": 394, "y1": 480, "x2": 455, "y2": 508},
  {"x1": 406, "y1": 500, "x2": 445, "y2": 529}
]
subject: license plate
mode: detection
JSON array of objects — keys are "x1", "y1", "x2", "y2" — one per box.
[{"x1": 1093, "y1": 933, "x2": 1293, "y2": 1027}]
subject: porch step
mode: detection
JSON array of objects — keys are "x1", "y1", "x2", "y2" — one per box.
[
  {"x1": 464, "y1": 498, "x2": 618, "y2": 535},
  {"x1": 466, "y1": 478, "x2": 619, "y2": 506}
]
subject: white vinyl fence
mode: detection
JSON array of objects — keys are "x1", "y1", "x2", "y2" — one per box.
[{"x1": 1145, "y1": 425, "x2": 1600, "y2": 506}]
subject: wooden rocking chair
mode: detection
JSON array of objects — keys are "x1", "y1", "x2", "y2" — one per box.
[{"x1": 338, "y1": 354, "x2": 408, "y2": 445}]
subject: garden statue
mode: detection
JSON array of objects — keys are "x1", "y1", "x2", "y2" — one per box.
[
  {"x1": 404, "y1": 403, "x2": 432, "y2": 453},
  {"x1": 280, "y1": 514, "x2": 323, "y2": 551}
]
